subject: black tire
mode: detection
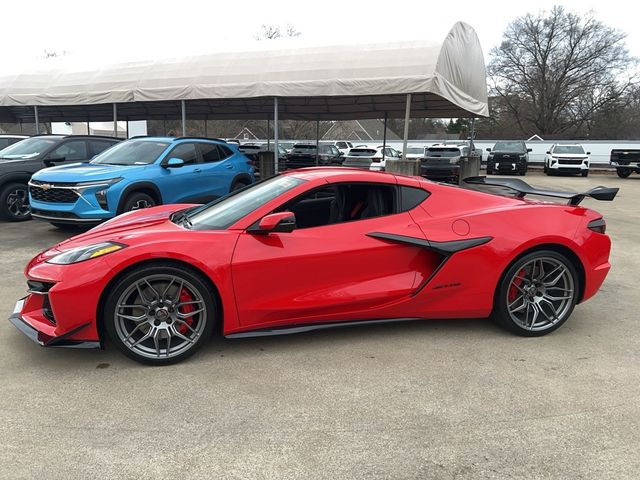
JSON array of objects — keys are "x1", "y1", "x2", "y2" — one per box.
[
  {"x1": 230, "y1": 180, "x2": 249, "y2": 192},
  {"x1": 581, "y1": 170, "x2": 589, "y2": 177},
  {"x1": 493, "y1": 250, "x2": 579, "y2": 337},
  {"x1": 616, "y1": 168, "x2": 631, "y2": 178},
  {"x1": 104, "y1": 263, "x2": 217, "y2": 365},
  {"x1": 121, "y1": 192, "x2": 156, "y2": 213},
  {"x1": 0, "y1": 182, "x2": 31, "y2": 221},
  {"x1": 518, "y1": 167, "x2": 527, "y2": 176},
  {"x1": 486, "y1": 167, "x2": 494, "y2": 175}
]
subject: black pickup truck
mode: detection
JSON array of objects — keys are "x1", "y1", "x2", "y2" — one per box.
[{"x1": 611, "y1": 149, "x2": 640, "y2": 178}]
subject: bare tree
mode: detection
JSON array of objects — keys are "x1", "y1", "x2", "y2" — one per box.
[
  {"x1": 255, "y1": 24, "x2": 302, "y2": 41},
  {"x1": 488, "y1": 6, "x2": 636, "y2": 136}
]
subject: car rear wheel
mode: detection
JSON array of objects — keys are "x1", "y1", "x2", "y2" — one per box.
[
  {"x1": 493, "y1": 250, "x2": 579, "y2": 336},
  {"x1": 581, "y1": 170, "x2": 589, "y2": 177},
  {"x1": 230, "y1": 180, "x2": 249, "y2": 192},
  {"x1": 616, "y1": 168, "x2": 631, "y2": 178},
  {"x1": 0, "y1": 182, "x2": 31, "y2": 221},
  {"x1": 104, "y1": 264, "x2": 216, "y2": 365},
  {"x1": 122, "y1": 192, "x2": 156, "y2": 212}
]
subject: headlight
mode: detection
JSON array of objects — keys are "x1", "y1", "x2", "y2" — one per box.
[
  {"x1": 47, "y1": 241, "x2": 126, "y2": 265},
  {"x1": 487, "y1": 155, "x2": 494, "y2": 160},
  {"x1": 74, "y1": 177, "x2": 123, "y2": 189},
  {"x1": 449, "y1": 158, "x2": 459, "y2": 164}
]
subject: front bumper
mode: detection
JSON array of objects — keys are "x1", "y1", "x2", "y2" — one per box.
[
  {"x1": 489, "y1": 159, "x2": 526, "y2": 172},
  {"x1": 9, "y1": 298, "x2": 100, "y2": 349}
]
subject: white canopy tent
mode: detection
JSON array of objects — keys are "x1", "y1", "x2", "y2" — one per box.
[{"x1": 0, "y1": 21, "x2": 487, "y2": 169}]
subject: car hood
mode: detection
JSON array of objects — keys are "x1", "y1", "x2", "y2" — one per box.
[{"x1": 33, "y1": 162, "x2": 147, "y2": 182}]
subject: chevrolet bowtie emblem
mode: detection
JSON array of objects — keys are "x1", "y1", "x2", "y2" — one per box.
[{"x1": 40, "y1": 184, "x2": 52, "y2": 190}]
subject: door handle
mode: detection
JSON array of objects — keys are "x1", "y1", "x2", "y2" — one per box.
[
  {"x1": 225, "y1": 165, "x2": 233, "y2": 169},
  {"x1": 194, "y1": 168, "x2": 202, "y2": 173}
]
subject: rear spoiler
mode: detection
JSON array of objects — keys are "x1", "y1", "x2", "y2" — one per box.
[{"x1": 464, "y1": 176, "x2": 619, "y2": 206}]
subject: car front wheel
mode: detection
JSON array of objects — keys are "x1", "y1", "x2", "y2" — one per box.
[
  {"x1": 122, "y1": 192, "x2": 156, "y2": 212},
  {"x1": 616, "y1": 168, "x2": 631, "y2": 178},
  {"x1": 493, "y1": 250, "x2": 579, "y2": 336},
  {"x1": 104, "y1": 263, "x2": 216, "y2": 365},
  {"x1": 0, "y1": 182, "x2": 31, "y2": 221}
]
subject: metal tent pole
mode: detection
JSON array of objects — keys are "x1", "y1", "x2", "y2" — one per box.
[
  {"x1": 382, "y1": 113, "x2": 388, "y2": 162},
  {"x1": 267, "y1": 118, "x2": 270, "y2": 150},
  {"x1": 274, "y1": 97, "x2": 279, "y2": 174},
  {"x1": 469, "y1": 117, "x2": 476, "y2": 151},
  {"x1": 181, "y1": 100, "x2": 186, "y2": 136},
  {"x1": 34, "y1": 106, "x2": 40, "y2": 134},
  {"x1": 315, "y1": 119, "x2": 320, "y2": 166},
  {"x1": 402, "y1": 94, "x2": 412, "y2": 160},
  {"x1": 113, "y1": 103, "x2": 118, "y2": 137}
]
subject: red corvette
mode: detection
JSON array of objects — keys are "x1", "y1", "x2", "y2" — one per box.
[{"x1": 9, "y1": 168, "x2": 617, "y2": 365}]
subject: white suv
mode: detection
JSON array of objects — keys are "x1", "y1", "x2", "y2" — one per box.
[{"x1": 544, "y1": 144, "x2": 590, "y2": 177}]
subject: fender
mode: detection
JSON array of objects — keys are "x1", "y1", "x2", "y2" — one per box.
[
  {"x1": 116, "y1": 182, "x2": 163, "y2": 213},
  {"x1": 0, "y1": 172, "x2": 33, "y2": 188},
  {"x1": 231, "y1": 173, "x2": 253, "y2": 188}
]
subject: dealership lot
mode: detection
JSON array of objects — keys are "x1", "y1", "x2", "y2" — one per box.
[{"x1": 1, "y1": 172, "x2": 639, "y2": 479}]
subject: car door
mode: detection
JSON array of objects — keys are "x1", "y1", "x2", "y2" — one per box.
[
  {"x1": 196, "y1": 143, "x2": 237, "y2": 200},
  {"x1": 156, "y1": 142, "x2": 204, "y2": 203},
  {"x1": 231, "y1": 181, "x2": 443, "y2": 329}
]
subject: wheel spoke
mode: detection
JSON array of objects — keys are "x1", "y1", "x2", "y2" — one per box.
[
  {"x1": 117, "y1": 312, "x2": 146, "y2": 322},
  {"x1": 170, "y1": 325, "x2": 196, "y2": 344},
  {"x1": 153, "y1": 329, "x2": 161, "y2": 357},
  {"x1": 528, "y1": 303, "x2": 540, "y2": 328},
  {"x1": 175, "y1": 319, "x2": 199, "y2": 336},
  {"x1": 123, "y1": 322, "x2": 145, "y2": 342},
  {"x1": 161, "y1": 277, "x2": 176, "y2": 300},
  {"x1": 177, "y1": 299, "x2": 204, "y2": 307},
  {"x1": 510, "y1": 299, "x2": 528, "y2": 314},
  {"x1": 143, "y1": 279, "x2": 161, "y2": 300},
  {"x1": 177, "y1": 308, "x2": 204, "y2": 319},
  {"x1": 545, "y1": 293, "x2": 573, "y2": 301},
  {"x1": 130, "y1": 329, "x2": 153, "y2": 347},
  {"x1": 136, "y1": 284, "x2": 152, "y2": 306},
  {"x1": 165, "y1": 332, "x2": 172, "y2": 357}
]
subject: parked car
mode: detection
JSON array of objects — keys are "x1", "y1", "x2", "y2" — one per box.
[
  {"x1": 0, "y1": 135, "x2": 120, "y2": 222},
  {"x1": 330, "y1": 141, "x2": 354, "y2": 156},
  {"x1": 29, "y1": 137, "x2": 254, "y2": 228},
  {"x1": 9, "y1": 168, "x2": 618, "y2": 365},
  {"x1": 279, "y1": 141, "x2": 296, "y2": 154},
  {"x1": 420, "y1": 144, "x2": 481, "y2": 183},
  {"x1": 486, "y1": 141, "x2": 531, "y2": 175},
  {"x1": 544, "y1": 144, "x2": 590, "y2": 176},
  {"x1": 403, "y1": 146, "x2": 426, "y2": 159},
  {"x1": 610, "y1": 149, "x2": 640, "y2": 178},
  {"x1": 0, "y1": 134, "x2": 29, "y2": 150},
  {"x1": 342, "y1": 146, "x2": 400, "y2": 171},
  {"x1": 285, "y1": 143, "x2": 342, "y2": 169}
]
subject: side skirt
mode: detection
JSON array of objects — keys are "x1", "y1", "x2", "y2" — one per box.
[{"x1": 225, "y1": 317, "x2": 423, "y2": 339}]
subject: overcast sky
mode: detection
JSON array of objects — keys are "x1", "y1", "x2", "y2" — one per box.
[{"x1": 2, "y1": 0, "x2": 639, "y2": 69}]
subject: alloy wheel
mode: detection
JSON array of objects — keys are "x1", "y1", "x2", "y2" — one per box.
[
  {"x1": 506, "y1": 256, "x2": 575, "y2": 332},
  {"x1": 113, "y1": 274, "x2": 208, "y2": 360},
  {"x1": 6, "y1": 188, "x2": 30, "y2": 218}
]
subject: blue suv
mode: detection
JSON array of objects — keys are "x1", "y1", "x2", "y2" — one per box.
[{"x1": 29, "y1": 137, "x2": 255, "y2": 228}]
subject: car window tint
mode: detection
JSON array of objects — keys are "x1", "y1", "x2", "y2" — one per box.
[
  {"x1": 200, "y1": 143, "x2": 222, "y2": 163},
  {"x1": 50, "y1": 140, "x2": 88, "y2": 161},
  {"x1": 219, "y1": 145, "x2": 233, "y2": 158},
  {"x1": 90, "y1": 140, "x2": 117, "y2": 156},
  {"x1": 400, "y1": 186, "x2": 430, "y2": 211},
  {"x1": 279, "y1": 182, "x2": 397, "y2": 229},
  {"x1": 168, "y1": 143, "x2": 198, "y2": 165}
]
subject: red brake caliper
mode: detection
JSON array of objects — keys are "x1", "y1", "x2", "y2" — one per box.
[
  {"x1": 177, "y1": 288, "x2": 195, "y2": 334},
  {"x1": 508, "y1": 268, "x2": 526, "y2": 302}
]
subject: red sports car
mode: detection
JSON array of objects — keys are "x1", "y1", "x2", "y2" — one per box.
[{"x1": 9, "y1": 168, "x2": 617, "y2": 365}]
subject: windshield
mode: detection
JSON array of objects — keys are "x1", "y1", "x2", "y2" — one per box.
[
  {"x1": 426, "y1": 148, "x2": 461, "y2": 157},
  {"x1": 92, "y1": 140, "x2": 169, "y2": 165},
  {"x1": 553, "y1": 145, "x2": 585, "y2": 155},
  {"x1": 188, "y1": 175, "x2": 305, "y2": 230},
  {"x1": 406, "y1": 147, "x2": 424, "y2": 155},
  {"x1": 0, "y1": 137, "x2": 60, "y2": 159},
  {"x1": 493, "y1": 142, "x2": 525, "y2": 153}
]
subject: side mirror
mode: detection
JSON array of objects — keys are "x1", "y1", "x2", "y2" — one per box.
[
  {"x1": 486, "y1": 148, "x2": 491, "y2": 152},
  {"x1": 43, "y1": 155, "x2": 66, "y2": 167},
  {"x1": 586, "y1": 152, "x2": 591, "y2": 155},
  {"x1": 254, "y1": 211, "x2": 296, "y2": 234},
  {"x1": 165, "y1": 157, "x2": 185, "y2": 168},
  {"x1": 339, "y1": 151, "x2": 344, "y2": 156},
  {"x1": 527, "y1": 148, "x2": 532, "y2": 152},
  {"x1": 546, "y1": 151, "x2": 551, "y2": 154}
]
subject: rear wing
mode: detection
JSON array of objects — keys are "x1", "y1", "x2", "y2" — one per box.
[{"x1": 464, "y1": 176, "x2": 618, "y2": 206}]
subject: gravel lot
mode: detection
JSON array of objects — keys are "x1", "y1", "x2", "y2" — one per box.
[{"x1": 1, "y1": 172, "x2": 638, "y2": 480}]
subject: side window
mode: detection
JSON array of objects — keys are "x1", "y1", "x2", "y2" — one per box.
[
  {"x1": 167, "y1": 143, "x2": 198, "y2": 165},
  {"x1": 200, "y1": 143, "x2": 222, "y2": 163},
  {"x1": 332, "y1": 146, "x2": 340, "y2": 156},
  {"x1": 336, "y1": 142, "x2": 346, "y2": 149},
  {"x1": 399, "y1": 186, "x2": 430, "y2": 211},
  {"x1": 219, "y1": 145, "x2": 233, "y2": 159},
  {"x1": 90, "y1": 140, "x2": 117, "y2": 156},
  {"x1": 49, "y1": 140, "x2": 88, "y2": 161},
  {"x1": 279, "y1": 183, "x2": 397, "y2": 230}
]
